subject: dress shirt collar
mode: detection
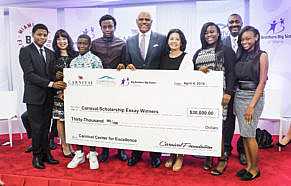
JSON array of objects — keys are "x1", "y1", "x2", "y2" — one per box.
[
  {"x1": 229, "y1": 35, "x2": 238, "y2": 51},
  {"x1": 33, "y1": 42, "x2": 45, "y2": 53},
  {"x1": 138, "y1": 29, "x2": 151, "y2": 38}
]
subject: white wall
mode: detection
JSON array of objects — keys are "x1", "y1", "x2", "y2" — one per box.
[
  {"x1": 0, "y1": 8, "x2": 9, "y2": 91},
  {"x1": 9, "y1": 7, "x2": 58, "y2": 115},
  {"x1": 113, "y1": 5, "x2": 156, "y2": 40},
  {"x1": 156, "y1": 2, "x2": 195, "y2": 55},
  {"x1": 64, "y1": 8, "x2": 108, "y2": 43},
  {"x1": 250, "y1": 0, "x2": 291, "y2": 119}
]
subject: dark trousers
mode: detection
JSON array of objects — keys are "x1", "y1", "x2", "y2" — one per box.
[
  {"x1": 21, "y1": 112, "x2": 57, "y2": 140},
  {"x1": 223, "y1": 95, "x2": 236, "y2": 153},
  {"x1": 26, "y1": 98, "x2": 52, "y2": 155},
  {"x1": 131, "y1": 150, "x2": 161, "y2": 160},
  {"x1": 21, "y1": 111, "x2": 31, "y2": 139},
  {"x1": 49, "y1": 119, "x2": 58, "y2": 139}
]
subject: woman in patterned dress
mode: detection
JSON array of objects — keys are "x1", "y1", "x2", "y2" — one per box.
[
  {"x1": 192, "y1": 22, "x2": 236, "y2": 175},
  {"x1": 52, "y1": 29, "x2": 77, "y2": 157}
]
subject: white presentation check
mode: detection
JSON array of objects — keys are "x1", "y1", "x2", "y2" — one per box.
[{"x1": 64, "y1": 69, "x2": 223, "y2": 157}]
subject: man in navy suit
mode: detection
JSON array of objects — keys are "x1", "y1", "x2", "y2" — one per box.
[
  {"x1": 19, "y1": 24, "x2": 66, "y2": 169},
  {"x1": 222, "y1": 14, "x2": 247, "y2": 165},
  {"x1": 125, "y1": 11, "x2": 166, "y2": 168}
]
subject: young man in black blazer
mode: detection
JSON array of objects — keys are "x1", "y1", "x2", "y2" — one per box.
[{"x1": 19, "y1": 23, "x2": 66, "y2": 169}]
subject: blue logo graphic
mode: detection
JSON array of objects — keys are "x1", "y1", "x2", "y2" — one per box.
[
  {"x1": 121, "y1": 77, "x2": 130, "y2": 86},
  {"x1": 98, "y1": 76, "x2": 115, "y2": 80},
  {"x1": 267, "y1": 17, "x2": 286, "y2": 34}
]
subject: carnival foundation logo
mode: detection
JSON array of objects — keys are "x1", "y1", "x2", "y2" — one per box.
[{"x1": 68, "y1": 75, "x2": 93, "y2": 86}]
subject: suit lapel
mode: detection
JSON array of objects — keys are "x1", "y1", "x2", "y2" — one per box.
[
  {"x1": 31, "y1": 43, "x2": 46, "y2": 67},
  {"x1": 44, "y1": 47, "x2": 51, "y2": 75},
  {"x1": 145, "y1": 32, "x2": 153, "y2": 63},
  {"x1": 145, "y1": 32, "x2": 159, "y2": 64}
]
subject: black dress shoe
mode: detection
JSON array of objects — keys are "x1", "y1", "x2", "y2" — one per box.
[
  {"x1": 25, "y1": 145, "x2": 33, "y2": 153},
  {"x1": 240, "y1": 170, "x2": 260, "y2": 181},
  {"x1": 32, "y1": 155, "x2": 45, "y2": 169},
  {"x1": 236, "y1": 169, "x2": 247, "y2": 177},
  {"x1": 127, "y1": 156, "x2": 140, "y2": 166},
  {"x1": 49, "y1": 138, "x2": 57, "y2": 150},
  {"x1": 99, "y1": 148, "x2": 109, "y2": 162},
  {"x1": 239, "y1": 153, "x2": 247, "y2": 165},
  {"x1": 117, "y1": 149, "x2": 127, "y2": 161},
  {"x1": 151, "y1": 157, "x2": 161, "y2": 168},
  {"x1": 43, "y1": 151, "x2": 59, "y2": 164}
]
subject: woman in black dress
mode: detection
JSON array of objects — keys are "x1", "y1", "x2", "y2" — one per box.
[
  {"x1": 52, "y1": 29, "x2": 77, "y2": 157},
  {"x1": 234, "y1": 26, "x2": 268, "y2": 181},
  {"x1": 161, "y1": 29, "x2": 191, "y2": 171}
]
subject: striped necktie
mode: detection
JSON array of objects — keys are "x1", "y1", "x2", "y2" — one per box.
[{"x1": 139, "y1": 33, "x2": 146, "y2": 60}]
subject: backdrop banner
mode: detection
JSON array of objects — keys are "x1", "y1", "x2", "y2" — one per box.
[
  {"x1": 9, "y1": 7, "x2": 57, "y2": 114},
  {"x1": 0, "y1": 8, "x2": 57, "y2": 134},
  {"x1": 250, "y1": 0, "x2": 291, "y2": 118}
]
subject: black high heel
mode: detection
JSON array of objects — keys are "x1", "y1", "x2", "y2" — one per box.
[
  {"x1": 210, "y1": 157, "x2": 228, "y2": 176},
  {"x1": 61, "y1": 147, "x2": 74, "y2": 158},
  {"x1": 203, "y1": 157, "x2": 212, "y2": 170}
]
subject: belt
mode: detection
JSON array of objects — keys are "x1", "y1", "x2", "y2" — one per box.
[{"x1": 238, "y1": 81, "x2": 257, "y2": 91}]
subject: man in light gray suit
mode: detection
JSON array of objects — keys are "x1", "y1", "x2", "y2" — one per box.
[
  {"x1": 125, "y1": 11, "x2": 166, "y2": 168},
  {"x1": 222, "y1": 13, "x2": 247, "y2": 165}
]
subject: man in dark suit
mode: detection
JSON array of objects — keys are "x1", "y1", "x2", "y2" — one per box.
[
  {"x1": 19, "y1": 24, "x2": 66, "y2": 169},
  {"x1": 222, "y1": 14, "x2": 247, "y2": 165},
  {"x1": 125, "y1": 11, "x2": 167, "y2": 168},
  {"x1": 21, "y1": 111, "x2": 57, "y2": 153}
]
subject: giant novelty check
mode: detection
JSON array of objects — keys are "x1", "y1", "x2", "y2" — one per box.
[{"x1": 64, "y1": 69, "x2": 223, "y2": 156}]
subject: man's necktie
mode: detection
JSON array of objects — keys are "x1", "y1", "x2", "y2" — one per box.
[
  {"x1": 232, "y1": 38, "x2": 238, "y2": 52},
  {"x1": 140, "y1": 34, "x2": 146, "y2": 60},
  {"x1": 39, "y1": 48, "x2": 46, "y2": 64}
]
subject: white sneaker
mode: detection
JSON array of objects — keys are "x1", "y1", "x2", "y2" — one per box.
[
  {"x1": 67, "y1": 150, "x2": 85, "y2": 169},
  {"x1": 87, "y1": 151, "x2": 99, "y2": 170}
]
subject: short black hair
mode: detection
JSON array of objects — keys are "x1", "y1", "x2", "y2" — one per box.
[
  {"x1": 166, "y1": 29, "x2": 187, "y2": 52},
  {"x1": 52, "y1": 29, "x2": 77, "y2": 58},
  {"x1": 99, "y1": 14, "x2": 116, "y2": 27},
  {"x1": 200, "y1": 22, "x2": 221, "y2": 49},
  {"x1": 77, "y1": 34, "x2": 91, "y2": 45},
  {"x1": 228, "y1": 13, "x2": 242, "y2": 21},
  {"x1": 32, "y1": 23, "x2": 48, "y2": 34}
]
